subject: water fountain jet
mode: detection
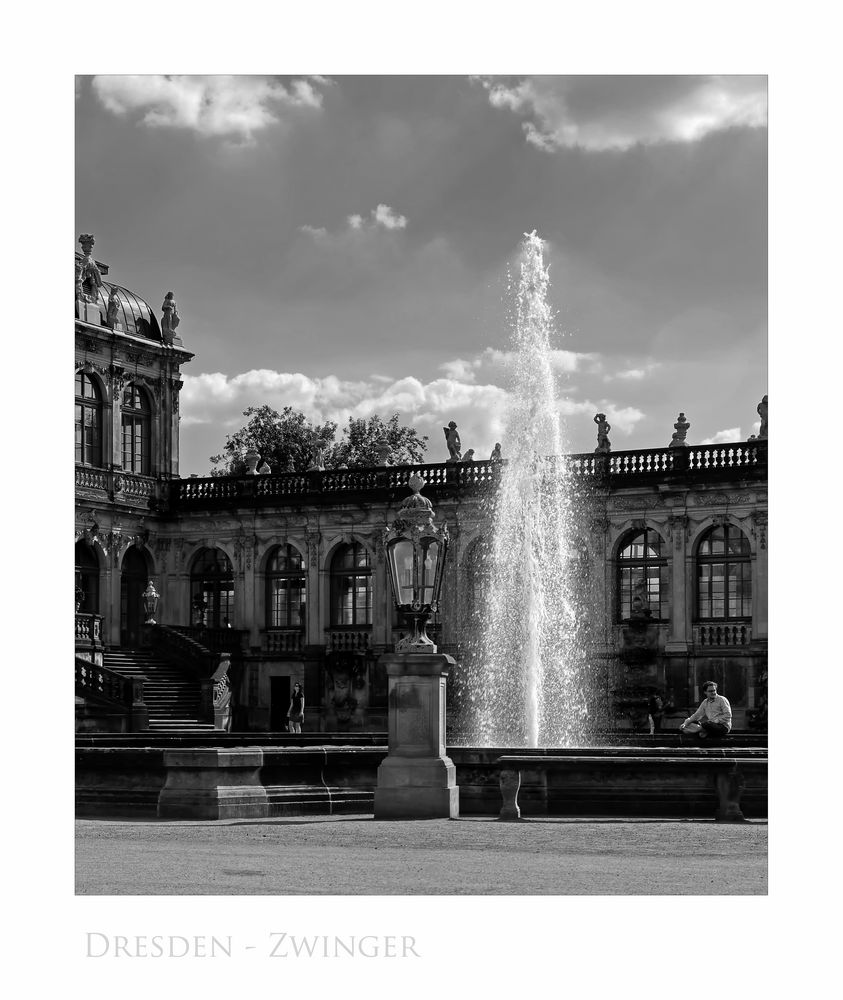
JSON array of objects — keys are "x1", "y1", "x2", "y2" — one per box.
[{"x1": 462, "y1": 232, "x2": 594, "y2": 748}]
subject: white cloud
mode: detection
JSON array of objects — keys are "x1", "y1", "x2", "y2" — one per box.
[
  {"x1": 477, "y1": 76, "x2": 767, "y2": 152},
  {"x1": 91, "y1": 75, "x2": 327, "y2": 141},
  {"x1": 439, "y1": 358, "x2": 480, "y2": 382},
  {"x1": 604, "y1": 361, "x2": 662, "y2": 382},
  {"x1": 298, "y1": 224, "x2": 327, "y2": 239},
  {"x1": 180, "y1": 367, "x2": 646, "y2": 474},
  {"x1": 556, "y1": 399, "x2": 646, "y2": 436},
  {"x1": 701, "y1": 427, "x2": 742, "y2": 445},
  {"x1": 181, "y1": 368, "x2": 510, "y2": 466},
  {"x1": 301, "y1": 204, "x2": 409, "y2": 243},
  {"x1": 372, "y1": 204, "x2": 407, "y2": 230}
]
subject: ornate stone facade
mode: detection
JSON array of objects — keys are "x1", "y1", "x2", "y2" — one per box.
[{"x1": 76, "y1": 239, "x2": 768, "y2": 733}]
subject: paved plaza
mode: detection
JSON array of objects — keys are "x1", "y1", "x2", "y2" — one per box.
[{"x1": 76, "y1": 815, "x2": 767, "y2": 895}]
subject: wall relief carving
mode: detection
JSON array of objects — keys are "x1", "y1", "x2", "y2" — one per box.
[{"x1": 612, "y1": 496, "x2": 666, "y2": 512}]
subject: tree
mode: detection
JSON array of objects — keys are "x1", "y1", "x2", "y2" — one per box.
[
  {"x1": 325, "y1": 413, "x2": 428, "y2": 468},
  {"x1": 209, "y1": 405, "x2": 336, "y2": 476},
  {"x1": 209, "y1": 407, "x2": 427, "y2": 475}
]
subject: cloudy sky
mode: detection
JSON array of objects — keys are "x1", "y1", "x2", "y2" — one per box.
[{"x1": 76, "y1": 75, "x2": 767, "y2": 475}]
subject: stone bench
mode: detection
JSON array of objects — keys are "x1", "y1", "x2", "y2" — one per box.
[{"x1": 496, "y1": 753, "x2": 767, "y2": 823}]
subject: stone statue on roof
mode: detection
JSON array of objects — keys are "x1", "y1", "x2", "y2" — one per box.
[
  {"x1": 105, "y1": 287, "x2": 121, "y2": 330},
  {"x1": 443, "y1": 421, "x2": 461, "y2": 462},
  {"x1": 78, "y1": 234, "x2": 103, "y2": 303},
  {"x1": 594, "y1": 412, "x2": 611, "y2": 453},
  {"x1": 757, "y1": 395, "x2": 768, "y2": 439},
  {"x1": 161, "y1": 291, "x2": 180, "y2": 344}
]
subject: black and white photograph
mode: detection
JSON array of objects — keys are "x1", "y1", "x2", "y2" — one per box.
[
  {"x1": 9, "y1": 3, "x2": 839, "y2": 996},
  {"x1": 73, "y1": 68, "x2": 768, "y2": 895}
]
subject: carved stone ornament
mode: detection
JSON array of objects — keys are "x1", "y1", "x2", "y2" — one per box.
[
  {"x1": 78, "y1": 234, "x2": 103, "y2": 303},
  {"x1": 692, "y1": 492, "x2": 753, "y2": 507},
  {"x1": 669, "y1": 515, "x2": 687, "y2": 550},
  {"x1": 752, "y1": 511, "x2": 768, "y2": 550},
  {"x1": 668, "y1": 412, "x2": 690, "y2": 448},
  {"x1": 132, "y1": 529, "x2": 150, "y2": 549},
  {"x1": 305, "y1": 529, "x2": 321, "y2": 569},
  {"x1": 612, "y1": 496, "x2": 666, "y2": 512}
]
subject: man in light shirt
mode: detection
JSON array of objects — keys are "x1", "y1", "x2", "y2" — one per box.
[{"x1": 679, "y1": 681, "x2": 732, "y2": 744}]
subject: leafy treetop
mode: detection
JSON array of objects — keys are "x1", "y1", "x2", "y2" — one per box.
[{"x1": 209, "y1": 406, "x2": 427, "y2": 476}]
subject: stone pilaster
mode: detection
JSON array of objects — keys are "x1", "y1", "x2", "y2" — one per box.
[
  {"x1": 752, "y1": 511, "x2": 768, "y2": 640},
  {"x1": 666, "y1": 514, "x2": 689, "y2": 652}
]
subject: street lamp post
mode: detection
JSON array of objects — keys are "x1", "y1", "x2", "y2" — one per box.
[{"x1": 374, "y1": 474, "x2": 459, "y2": 820}]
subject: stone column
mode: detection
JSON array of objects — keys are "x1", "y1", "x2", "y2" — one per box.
[{"x1": 374, "y1": 652, "x2": 459, "y2": 819}]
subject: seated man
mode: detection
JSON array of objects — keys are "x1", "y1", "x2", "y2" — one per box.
[{"x1": 679, "y1": 681, "x2": 732, "y2": 744}]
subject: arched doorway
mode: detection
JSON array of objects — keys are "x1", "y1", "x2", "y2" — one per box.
[
  {"x1": 190, "y1": 548, "x2": 235, "y2": 628},
  {"x1": 121, "y1": 547, "x2": 149, "y2": 647},
  {"x1": 75, "y1": 540, "x2": 100, "y2": 614}
]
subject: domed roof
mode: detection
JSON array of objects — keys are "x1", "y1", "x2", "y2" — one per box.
[{"x1": 75, "y1": 276, "x2": 162, "y2": 342}]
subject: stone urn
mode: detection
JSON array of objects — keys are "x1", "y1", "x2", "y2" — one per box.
[{"x1": 244, "y1": 449, "x2": 260, "y2": 475}]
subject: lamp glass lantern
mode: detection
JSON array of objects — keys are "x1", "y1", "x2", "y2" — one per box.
[
  {"x1": 142, "y1": 580, "x2": 160, "y2": 624},
  {"x1": 384, "y1": 474, "x2": 448, "y2": 652}
]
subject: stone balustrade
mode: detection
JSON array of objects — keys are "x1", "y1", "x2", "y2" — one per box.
[
  {"x1": 262, "y1": 629, "x2": 305, "y2": 655},
  {"x1": 694, "y1": 622, "x2": 752, "y2": 648},
  {"x1": 75, "y1": 612, "x2": 103, "y2": 646},
  {"x1": 327, "y1": 629, "x2": 372, "y2": 652},
  {"x1": 75, "y1": 466, "x2": 156, "y2": 505},
  {"x1": 167, "y1": 440, "x2": 767, "y2": 510}
]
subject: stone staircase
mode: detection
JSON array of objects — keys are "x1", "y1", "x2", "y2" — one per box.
[{"x1": 102, "y1": 648, "x2": 215, "y2": 732}]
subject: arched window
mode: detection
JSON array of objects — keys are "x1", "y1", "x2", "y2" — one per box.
[
  {"x1": 190, "y1": 548, "x2": 234, "y2": 628},
  {"x1": 617, "y1": 528, "x2": 668, "y2": 620},
  {"x1": 75, "y1": 540, "x2": 99, "y2": 614},
  {"x1": 121, "y1": 383, "x2": 151, "y2": 475},
  {"x1": 75, "y1": 371, "x2": 103, "y2": 467},
  {"x1": 266, "y1": 544, "x2": 306, "y2": 628},
  {"x1": 331, "y1": 542, "x2": 372, "y2": 626},
  {"x1": 697, "y1": 524, "x2": 752, "y2": 620}
]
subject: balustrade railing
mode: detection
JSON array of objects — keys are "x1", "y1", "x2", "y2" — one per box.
[
  {"x1": 170, "y1": 440, "x2": 766, "y2": 508},
  {"x1": 170, "y1": 624, "x2": 246, "y2": 655},
  {"x1": 76, "y1": 656, "x2": 147, "y2": 729},
  {"x1": 75, "y1": 466, "x2": 156, "y2": 502},
  {"x1": 150, "y1": 625, "x2": 218, "y2": 678},
  {"x1": 75, "y1": 612, "x2": 103, "y2": 646},
  {"x1": 327, "y1": 629, "x2": 373, "y2": 652},
  {"x1": 694, "y1": 622, "x2": 752, "y2": 647},
  {"x1": 262, "y1": 629, "x2": 305, "y2": 655}
]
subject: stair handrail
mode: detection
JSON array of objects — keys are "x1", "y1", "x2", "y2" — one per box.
[
  {"x1": 75, "y1": 656, "x2": 148, "y2": 731},
  {"x1": 147, "y1": 624, "x2": 230, "y2": 725}
]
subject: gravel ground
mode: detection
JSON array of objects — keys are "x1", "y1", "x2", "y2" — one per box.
[{"x1": 76, "y1": 815, "x2": 767, "y2": 895}]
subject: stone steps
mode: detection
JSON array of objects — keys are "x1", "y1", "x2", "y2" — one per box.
[{"x1": 103, "y1": 648, "x2": 210, "y2": 728}]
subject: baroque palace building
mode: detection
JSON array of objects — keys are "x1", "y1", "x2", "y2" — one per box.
[{"x1": 75, "y1": 237, "x2": 768, "y2": 735}]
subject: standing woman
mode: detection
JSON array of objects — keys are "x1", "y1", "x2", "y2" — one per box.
[{"x1": 287, "y1": 682, "x2": 305, "y2": 734}]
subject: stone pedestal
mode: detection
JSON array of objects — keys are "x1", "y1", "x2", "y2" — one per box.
[
  {"x1": 374, "y1": 652, "x2": 459, "y2": 819},
  {"x1": 157, "y1": 749, "x2": 268, "y2": 820}
]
